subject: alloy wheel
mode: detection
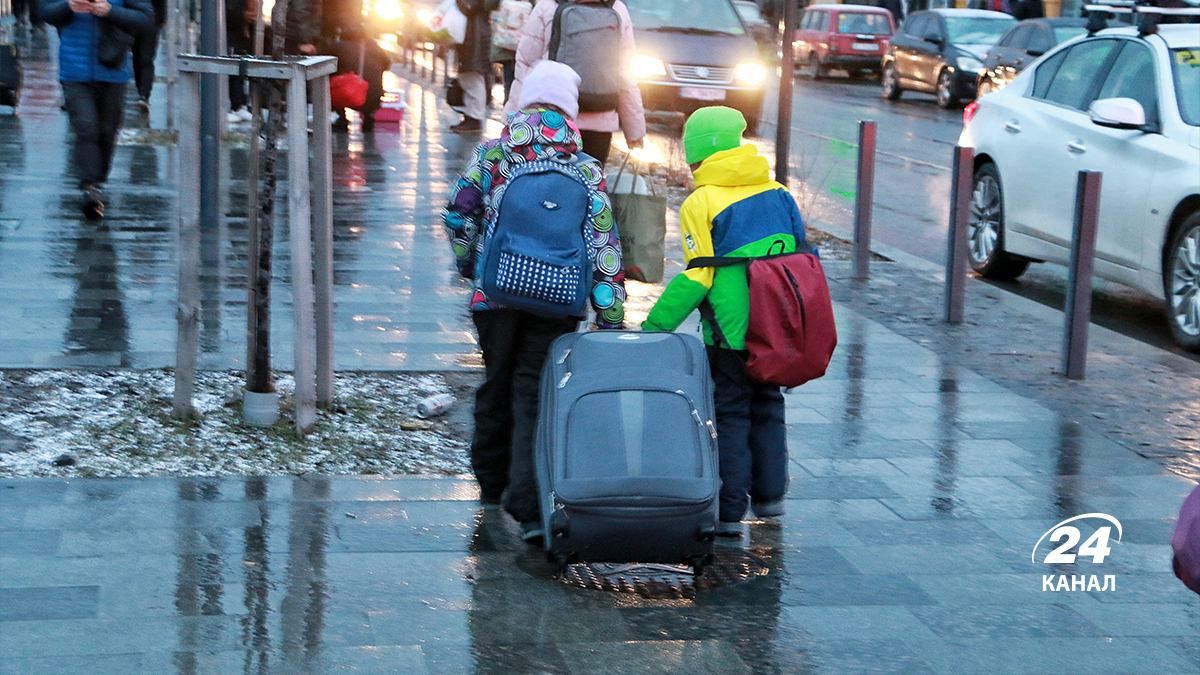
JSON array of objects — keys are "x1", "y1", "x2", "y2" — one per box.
[
  {"x1": 968, "y1": 174, "x2": 1001, "y2": 266},
  {"x1": 1171, "y1": 227, "x2": 1200, "y2": 337},
  {"x1": 937, "y1": 71, "x2": 954, "y2": 108}
]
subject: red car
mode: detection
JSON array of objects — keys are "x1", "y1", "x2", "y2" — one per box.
[{"x1": 793, "y1": 4, "x2": 896, "y2": 80}]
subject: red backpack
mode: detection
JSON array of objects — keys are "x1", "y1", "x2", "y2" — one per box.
[{"x1": 689, "y1": 251, "x2": 838, "y2": 387}]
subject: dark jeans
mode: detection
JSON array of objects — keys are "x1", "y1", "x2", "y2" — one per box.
[
  {"x1": 472, "y1": 310, "x2": 577, "y2": 523},
  {"x1": 133, "y1": 26, "x2": 161, "y2": 101},
  {"x1": 62, "y1": 81, "x2": 127, "y2": 187},
  {"x1": 580, "y1": 130, "x2": 613, "y2": 166},
  {"x1": 708, "y1": 346, "x2": 788, "y2": 522}
]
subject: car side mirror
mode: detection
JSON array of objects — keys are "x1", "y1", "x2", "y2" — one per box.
[
  {"x1": 1089, "y1": 97, "x2": 1147, "y2": 131},
  {"x1": 924, "y1": 31, "x2": 944, "y2": 46},
  {"x1": 1026, "y1": 47, "x2": 1045, "y2": 57}
]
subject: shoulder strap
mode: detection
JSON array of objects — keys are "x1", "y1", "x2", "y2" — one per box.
[
  {"x1": 549, "y1": 1, "x2": 570, "y2": 60},
  {"x1": 698, "y1": 300, "x2": 731, "y2": 350},
  {"x1": 686, "y1": 256, "x2": 748, "y2": 270}
]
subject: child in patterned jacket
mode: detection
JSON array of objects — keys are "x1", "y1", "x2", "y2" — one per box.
[{"x1": 442, "y1": 61, "x2": 626, "y2": 542}]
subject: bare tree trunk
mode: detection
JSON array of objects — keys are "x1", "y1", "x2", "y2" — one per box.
[{"x1": 247, "y1": 0, "x2": 290, "y2": 394}]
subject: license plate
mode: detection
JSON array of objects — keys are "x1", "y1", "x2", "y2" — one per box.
[
  {"x1": 852, "y1": 43, "x2": 878, "y2": 52},
  {"x1": 680, "y1": 87, "x2": 727, "y2": 102}
]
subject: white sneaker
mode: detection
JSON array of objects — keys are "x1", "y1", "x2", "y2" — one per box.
[
  {"x1": 236, "y1": 108, "x2": 254, "y2": 122},
  {"x1": 226, "y1": 110, "x2": 246, "y2": 125}
]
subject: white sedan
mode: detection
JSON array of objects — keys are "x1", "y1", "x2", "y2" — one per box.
[{"x1": 960, "y1": 23, "x2": 1200, "y2": 349}]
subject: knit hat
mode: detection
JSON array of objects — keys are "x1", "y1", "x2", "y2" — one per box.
[
  {"x1": 683, "y1": 106, "x2": 747, "y2": 165},
  {"x1": 518, "y1": 61, "x2": 582, "y2": 120}
]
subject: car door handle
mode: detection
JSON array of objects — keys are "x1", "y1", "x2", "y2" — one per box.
[
  {"x1": 1004, "y1": 120, "x2": 1022, "y2": 133},
  {"x1": 1067, "y1": 141, "x2": 1086, "y2": 154}
]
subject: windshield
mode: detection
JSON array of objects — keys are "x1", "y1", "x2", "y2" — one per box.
[
  {"x1": 1053, "y1": 26, "x2": 1087, "y2": 44},
  {"x1": 838, "y1": 13, "x2": 892, "y2": 35},
  {"x1": 944, "y1": 17, "x2": 1015, "y2": 45},
  {"x1": 625, "y1": 0, "x2": 747, "y2": 36},
  {"x1": 1171, "y1": 48, "x2": 1200, "y2": 126},
  {"x1": 735, "y1": 2, "x2": 763, "y2": 22}
]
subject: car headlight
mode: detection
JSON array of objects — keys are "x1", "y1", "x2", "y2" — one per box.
[
  {"x1": 955, "y1": 56, "x2": 984, "y2": 74},
  {"x1": 734, "y1": 62, "x2": 767, "y2": 86},
  {"x1": 631, "y1": 54, "x2": 668, "y2": 80}
]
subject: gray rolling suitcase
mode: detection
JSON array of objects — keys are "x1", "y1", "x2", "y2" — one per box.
[{"x1": 535, "y1": 331, "x2": 719, "y2": 573}]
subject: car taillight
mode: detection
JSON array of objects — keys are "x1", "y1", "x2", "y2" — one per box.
[{"x1": 963, "y1": 100, "x2": 980, "y2": 127}]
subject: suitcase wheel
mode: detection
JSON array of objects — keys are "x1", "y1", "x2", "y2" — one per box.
[
  {"x1": 549, "y1": 510, "x2": 569, "y2": 538},
  {"x1": 691, "y1": 553, "x2": 713, "y2": 577}
]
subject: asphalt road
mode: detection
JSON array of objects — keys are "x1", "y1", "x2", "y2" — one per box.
[{"x1": 744, "y1": 72, "x2": 1195, "y2": 362}]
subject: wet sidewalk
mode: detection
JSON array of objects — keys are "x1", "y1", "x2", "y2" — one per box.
[{"x1": 2, "y1": 297, "x2": 1199, "y2": 673}]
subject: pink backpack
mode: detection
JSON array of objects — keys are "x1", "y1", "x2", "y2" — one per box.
[{"x1": 1173, "y1": 483, "x2": 1200, "y2": 595}]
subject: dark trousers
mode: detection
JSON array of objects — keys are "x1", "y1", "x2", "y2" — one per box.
[
  {"x1": 62, "y1": 81, "x2": 127, "y2": 187},
  {"x1": 501, "y1": 59, "x2": 516, "y2": 104},
  {"x1": 133, "y1": 26, "x2": 161, "y2": 101},
  {"x1": 580, "y1": 130, "x2": 613, "y2": 166},
  {"x1": 227, "y1": 22, "x2": 253, "y2": 110},
  {"x1": 708, "y1": 346, "x2": 788, "y2": 522},
  {"x1": 472, "y1": 310, "x2": 576, "y2": 523}
]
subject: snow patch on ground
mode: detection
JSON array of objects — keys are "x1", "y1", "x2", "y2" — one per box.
[{"x1": 0, "y1": 370, "x2": 472, "y2": 478}]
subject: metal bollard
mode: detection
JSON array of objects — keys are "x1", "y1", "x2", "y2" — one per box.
[
  {"x1": 1063, "y1": 170, "x2": 1102, "y2": 380},
  {"x1": 944, "y1": 146, "x2": 974, "y2": 323},
  {"x1": 853, "y1": 120, "x2": 877, "y2": 280}
]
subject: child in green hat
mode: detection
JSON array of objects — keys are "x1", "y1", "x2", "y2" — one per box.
[{"x1": 643, "y1": 106, "x2": 810, "y2": 537}]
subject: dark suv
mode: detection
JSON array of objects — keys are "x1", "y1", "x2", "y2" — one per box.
[
  {"x1": 882, "y1": 9, "x2": 1016, "y2": 108},
  {"x1": 625, "y1": 0, "x2": 768, "y2": 130}
]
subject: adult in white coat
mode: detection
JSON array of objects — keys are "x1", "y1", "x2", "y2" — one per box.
[{"x1": 505, "y1": 0, "x2": 647, "y2": 165}]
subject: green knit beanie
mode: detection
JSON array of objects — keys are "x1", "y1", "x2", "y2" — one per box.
[{"x1": 682, "y1": 106, "x2": 747, "y2": 165}]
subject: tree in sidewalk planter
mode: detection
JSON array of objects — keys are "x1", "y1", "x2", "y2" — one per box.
[{"x1": 246, "y1": 0, "x2": 290, "y2": 397}]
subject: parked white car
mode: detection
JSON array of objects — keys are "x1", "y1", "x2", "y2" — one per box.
[{"x1": 960, "y1": 23, "x2": 1200, "y2": 349}]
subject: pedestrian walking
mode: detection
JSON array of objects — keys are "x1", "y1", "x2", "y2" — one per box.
[
  {"x1": 329, "y1": 24, "x2": 389, "y2": 132},
  {"x1": 505, "y1": 0, "x2": 646, "y2": 165},
  {"x1": 284, "y1": 0, "x2": 323, "y2": 54},
  {"x1": 450, "y1": 0, "x2": 496, "y2": 133},
  {"x1": 489, "y1": 0, "x2": 532, "y2": 104},
  {"x1": 642, "y1": 106, "x2": 810, "y2": 536},
  {"x1": 442, "y1": 60, "x2": 626, "y2": 540},
  {"x1": 226, "y1": 0, "x2": 257, "y2": 123},
  {"x1": 131, "y1": 0, "x2": 166, "y2": 113},
  {"x1": 42, "y1": 0, "x2": 155, "y2": 220}
]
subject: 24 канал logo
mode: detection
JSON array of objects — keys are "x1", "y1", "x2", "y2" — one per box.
[{"x1": 1032, "y1": 513, "x2": 1123, "y2": 592}]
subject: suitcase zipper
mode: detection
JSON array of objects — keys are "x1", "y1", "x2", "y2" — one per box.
[{"x1": 557, "y1": 372, "x2": 572, "y2": 389}]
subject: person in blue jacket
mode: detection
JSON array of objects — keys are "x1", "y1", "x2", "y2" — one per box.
[{"x1": 41, "y1": 0, "x2": 154, "y2": 220}]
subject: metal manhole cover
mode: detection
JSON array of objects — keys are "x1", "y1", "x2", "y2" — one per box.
[{"x1": 558, "y1": 549, "x2": 772, "y2": 599}]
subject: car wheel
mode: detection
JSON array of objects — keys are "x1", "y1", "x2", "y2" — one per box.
[
  {"x1": 882, "y1": 63, "x2": 902, "y2": 100},
  {"x1": 1164, "y1": 212, "x2": 1200, "y2": 351},
  {"x1": 936, "y1": 69, "x2": 960, "y2": 109},
  {"x1": 968, "y1": 163, "x2": 1029, "y2": 280},
  {"x1": 805, "y1": 54, "x2": 824, "y2": 80}
]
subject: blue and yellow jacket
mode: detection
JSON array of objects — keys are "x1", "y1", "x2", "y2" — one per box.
[{"x1": 642, "y1": 144, "x2": 808, "y2": 349}]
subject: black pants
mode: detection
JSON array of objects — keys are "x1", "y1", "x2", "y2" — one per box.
[
  {"x1": 707, "y1": 346, "x2": 788, "y2": 522},
  {"x1": 501, "y1": 59, "x2": 516, "y2": 104},
  {"x1": 227, "y1": 21, "x2": 253, "y2": 110},
  {"x1": 62, "y1": 81, "x2": 127, "y2": 187},
  {"x1": 133, "y1": 25, "x2": 161, "y2": 101},
  {"x1": 472, "y1": 310, "x2": 576, "y2": 523},
  {"x1": 580, "y1": 130, "x2": 613, "y2": 166}
]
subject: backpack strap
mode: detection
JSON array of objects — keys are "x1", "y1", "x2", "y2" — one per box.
[
  {"x1": 686, "y1": 256, "x2": 747, "y2": 269},
  {"x1": 549, "y1": 1, "x2": 570, "y2": 60}
]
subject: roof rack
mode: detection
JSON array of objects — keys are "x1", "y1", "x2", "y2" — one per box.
[{"x1": 1084, "y1": 1, "x2": 1200, "y2": 35}]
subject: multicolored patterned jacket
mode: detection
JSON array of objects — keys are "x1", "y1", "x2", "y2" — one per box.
[{"x1": 442, "y1": 107, "x2": 626, "y2": 328}]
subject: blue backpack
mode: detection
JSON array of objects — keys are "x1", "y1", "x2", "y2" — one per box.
[{"x1": 480, "y1": 159, "x2": 593, "y2": 317}]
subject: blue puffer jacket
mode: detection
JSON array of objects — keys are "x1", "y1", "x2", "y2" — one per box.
[{"x1": 41, "y1": 0, "x2": 155, "y2": 83}]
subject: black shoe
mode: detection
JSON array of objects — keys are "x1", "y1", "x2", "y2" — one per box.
[
  {"x1": 332, "y1": 116, "x2": 350, "y2": 132},
  {"x1": 361, "y1": 116, "x2": 375, "y2": 133},
  {"x1": 519, "y1": 521, "x2": 545, "y2": 545},
  {"x1": 81, "y1": 186, "x2": 105, "y2": 221},
  {"x1": 479, "y1": 491, "x2": 502, "y2": 511},
  {"x1": 449, "y1": 117, "x2": 483, "y2": 134}
]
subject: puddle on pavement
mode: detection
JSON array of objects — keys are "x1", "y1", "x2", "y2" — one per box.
[{"x1": 557, "y1": 548, "x2": 773, "y2": 600}]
